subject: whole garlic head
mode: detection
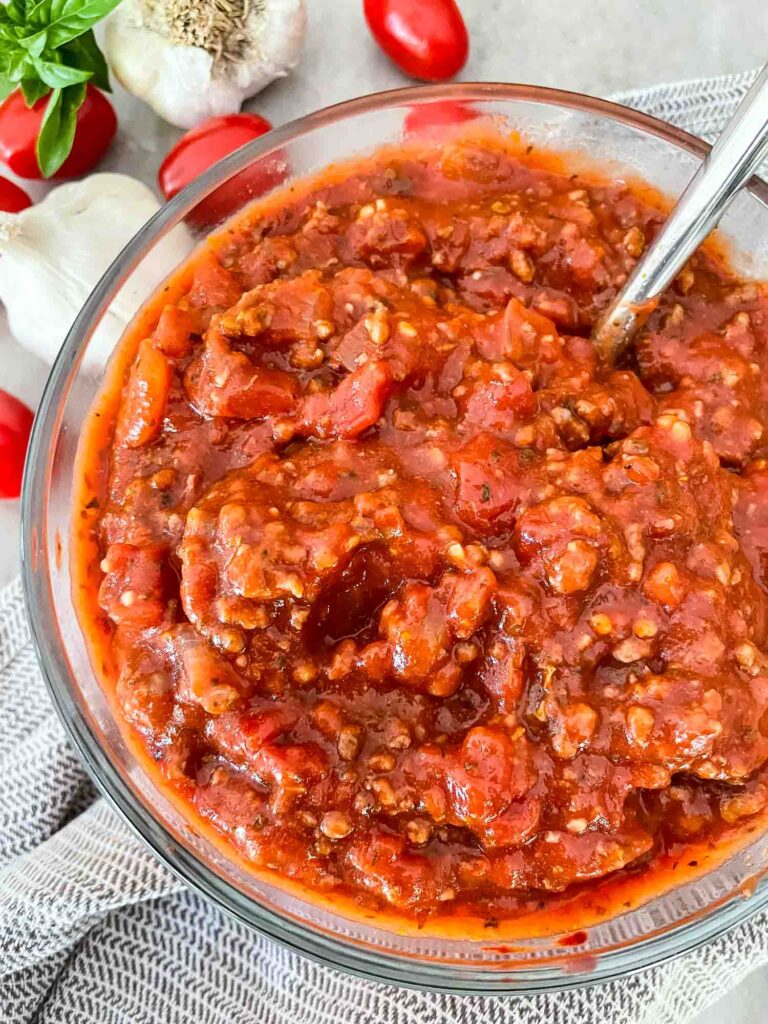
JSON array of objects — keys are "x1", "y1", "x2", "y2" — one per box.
[
  {"x1": 0, "y1": 174, "x2": 192, "y2": 370},
  {"x1": 103, "y1": 0, "x2": 307, "y2": 128}
]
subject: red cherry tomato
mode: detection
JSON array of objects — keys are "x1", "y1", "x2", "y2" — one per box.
[
  {"x1": 364, "y1": 0, "x2": 469, "y2": 81},
  {"x1": 0, "y1": 174, "x2": 31, "y2": 212},
  {"x1": 159, "y1": 113, "x2": 287, "y2": 230},
  {"x1": 0, "y1": 85, "x2": 116, "y2": 180},
  {"x1": 158, "y1": 114, "x2": 274, "y2": 201},
  {"x1": 404, "y1": 99, "x2": 478, "y2": 137},
  {"x1": 0, "y1": 390, "x2": 33, "y2": 499}
]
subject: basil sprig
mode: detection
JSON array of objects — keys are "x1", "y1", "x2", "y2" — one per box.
[{"x1": 0, "y1": 0, "x2": 121, "y2": 176}]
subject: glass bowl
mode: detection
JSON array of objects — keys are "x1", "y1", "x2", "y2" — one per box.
[{"x1": 21, "y1": 82, "x2": 768, "y2": 994}]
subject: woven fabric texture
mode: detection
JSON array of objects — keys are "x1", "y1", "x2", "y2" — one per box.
[{"x1": 2, "y1": 68, "x2": 766, "y2": 1024}]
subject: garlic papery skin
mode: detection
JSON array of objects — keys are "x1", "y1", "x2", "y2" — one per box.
[
  {"x1": 0, "y1": 174, "x2": 192, "y2": 370},
  {"x1": 103, "y1": 0, "x2": 307, "y2": 129}
]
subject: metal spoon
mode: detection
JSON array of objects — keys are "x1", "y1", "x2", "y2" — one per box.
[{"x1": 593, "y1": 62, "x2": 768, "y2": 362}]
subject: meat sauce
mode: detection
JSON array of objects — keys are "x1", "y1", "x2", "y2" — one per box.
[{"x1": 73, "y1": 136, "x2": 768, "y2": 934}]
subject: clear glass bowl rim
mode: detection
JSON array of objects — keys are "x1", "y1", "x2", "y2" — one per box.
[{"x1": 20, "y1": 81, "x2": 768, "y2": 995}]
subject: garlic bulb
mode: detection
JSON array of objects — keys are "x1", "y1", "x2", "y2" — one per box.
[
  {"x1": 103, "y1": 0, "x2": 307, "y2": 129},
  {"x1": 0, "y1": 174, "x2": 192, "y2": 369}
]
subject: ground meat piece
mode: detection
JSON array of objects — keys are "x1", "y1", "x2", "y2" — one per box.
[
  {"x1": 216, "y1": 270, "x2": 334, "y2": 345},
  {"x1": 408, "y1": 726, "x2": 538, "y2": 848},
  {"x1": 374, "y1": 568, "x2": 496, "y2": 696},
  {"x1": 178, "y1": 444, "x2": 447, "y2": 654},
  {"x1": 542, "y1": 370, "x2": 655, "y2": 446},
  {"x1": 514, "y1": 495, "x2": 614, "y2": 595},
  {"x1": 347, "y1": 199, "x2": 427, "y2": 265},
  {"x1": 379, "y1": 582, "x2": 460, "y2": 696},
  {"x1": 424, "y1": 203, "x2": 545, "y2": 275},
  {"x1": 600, "y1": 670, "x2": 768, "y2": 782},
  {"x1": 637, "y1": 327, "x2": 766, "y2": 465}
]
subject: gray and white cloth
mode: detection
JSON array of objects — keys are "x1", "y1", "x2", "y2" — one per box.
[{"x1": 1, "y1": 69, "x2": 766, "y2": 1024}]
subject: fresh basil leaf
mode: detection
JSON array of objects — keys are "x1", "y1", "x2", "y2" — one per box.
[
  {"x1": 7, "y1": 49, "x2": 31, "y2": 82},
  {"x1": 61, "y1": 30, "x2": 108, "y2": 90},
  {"x1": 0, "y1": 25, "x2": 25, "y2": 52},
  {"x1": 26, "y1": 0, "x2": 123, "y2": 48},
  {"x1": 20, "y1": 75, "x2": 50, "y2": 105},
  {"x1": 4, "y1": 0, "x2": 27, "y2": 26},
  {"x1": 33, "y1": 55, "x2": 91, "y2": 88},
  {"x1": 0, "y1": 50, "x2": 17, "y2": 77},
  {"x1": 35, "y1": 85, "x2": 61, "y2": 175},
  {"x1": 0, "y1": 75, "x2": 17, "y2": 102},
  {"x1": 19, "y1": 27, "x2": 47, "y2": 56},
  {"x1": 35, "y1": 80, "x2": 84, "y2": 176}
]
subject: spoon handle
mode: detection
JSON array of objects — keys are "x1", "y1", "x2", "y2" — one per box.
[{"x1": 593, "y1": 62, "x2": 768, "y2": 361}]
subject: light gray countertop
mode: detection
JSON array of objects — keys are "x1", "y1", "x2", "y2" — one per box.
[{"x1": 5, "y1": 2, "x2": 768, "y2": 1018}]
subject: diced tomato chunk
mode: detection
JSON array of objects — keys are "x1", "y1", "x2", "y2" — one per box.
[
  {"x1": 489, "y1": 824, "x2": 653, "y2": 892},
  {"x1": 453, "y1": 433, "x2": 542, "y2": 533},
  {"x1": 476, "y1": 297, "x2": 559, "y2": 365},
  {"x1": 252, "y1": 742, "x2": 329, "y2": 788},
  {"x1": 455, "y1": 727, "x2": 535, "y2": 823},
  {"x1": 185, "y1": 329, "x2": 298, "y2": 419},
  {"x1": 478, "y1": 633, "x2": 525, "y2": 713},
  {"x1": 99, "y1": 542, "x2": 166, "y2": 627},
  {"x1": 189, "y1": 254, "x2": 240, "y2": 309},
  {"x1": 210, "y1": 706, "x2": 299, "y2": 765},
  {"x1": 346, "y1": 830, "x2": 445, "y2": 908},
  {"x1": 115, "y1": 339, "x2": 171, "y2": 448},
  {"x1": 299, "y1": 359, "x2": 392, "y2": 439},
  {"x1": 459, "y1": 363, "x2": 536, "y2": 431},
  {"x1": 116, "y1": 668, "x2": 173, "y2": 734},
  {"x1": 263, "y1": 271, "x2": 333, "y2": 342},
  {"x1": 442, "y1": 567, "x2": 497, "y2": 638},
  {"x1": 174, "y1": 633, "x2": 246, "y2": 714},
  {"x1": 216, "y1": 365, "x2": 298, "y2": 419},
  {"x1": 238, "y1": 236, "x2": 297, "y2": 288},
  {"x1": 194, "y1": 766, "x2": 266, "y2": 831},
  {"x1": 153, "y1": 305, "x2": 195, "y2": 357}
]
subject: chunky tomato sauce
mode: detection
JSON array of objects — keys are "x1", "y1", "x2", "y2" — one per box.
[{"x1": 73, "y1": 136, "x2": 768, "y2": 933}]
